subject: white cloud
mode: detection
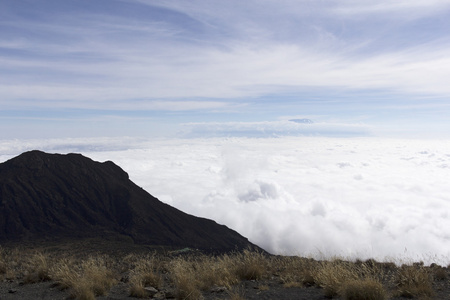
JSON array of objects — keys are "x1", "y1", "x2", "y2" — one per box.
[
  {"x1": 1, "y1": 136, "x2": 449, "y2": 265},
  {"x1": 4, "y1": 39, "x2": 450, "y2": 106},
  {"x1": 2, "y1": 0, "x2": 450, "y2": 109},
  {"x1": 332, "y1": 0, "x2": 450, "y2": 18},
  {"x1": 181, "y1": 120, "x2": 372, "y2": 137}
]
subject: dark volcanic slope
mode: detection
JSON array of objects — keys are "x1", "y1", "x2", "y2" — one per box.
[{"x1": 0, "y1": 150, "x2": 256, "y2": 251}]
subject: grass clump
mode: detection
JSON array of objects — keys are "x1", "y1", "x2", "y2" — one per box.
[
  {"x1": 395, "y1": 264, "x2": 434, "y2": 298},
  {"x1": 168, "y1": 255, "x2": 237, "y2": 299},
  {"x1": 275, "y1": 256, "x2": 317, "y2": 287},
  {"x1": 128, "y1": 254, "x2": 163, "y2": 298},
  {"x1": 169, "y1": 257, "x2": 203, "y2": 300},
  {"x1": 314, "y1": 260, "x2": 360, "y2": 298},
  {"x1": 314, "y1": 258, "x2": 389, "y2": 299},
  {"x1": 52, "y1": 256, "x2": 116, "y2": 300},
  {"x1": 23, "y1": 252, "x2": 51, "y2": 283},
  {"x1": 232, "y1": 249, "x2": 267, "y2": 280},
  {"x1": 167, "y1": 250, "x2": 267, "y2": 299},
  {"x1": 341, "y1": 279, "x2": 386, "y2": 300},
  {"x1": 193, "y1": 254, "x2": 239, "y2": 290},
  {"x1": 51, "y1": 257, "x2": 78, "y2": 290}
]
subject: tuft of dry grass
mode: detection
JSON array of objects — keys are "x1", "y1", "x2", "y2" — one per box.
[
  {"x1": 314, "y1": 260, "x2": 360, "y2": 298},
  {"x1": 313, "y1": 258, "x2": 390, "y2": 299},
  {"x1": 233, "y1": 249, "x2": 267, "y2": 281},
  {"x1": 341, "y1": 279, "x2": 386, "y2": 300},
  {"x1": 23, "y1": 252, "x2": 51, "y2": 283},
  {"x1": 51, "y1": 256, "x2": 116, "y2": 300},
  {"x1": 82, "y1": 257, "x2": 116, "y2": 296},
  {"x1": 395, "y1": 264, "x2": 434, "y2": 298},
  {"x1": 128, "y1": 254, "x2": 163, "y2": 298},
  {"x1": 51, "y1": 257, "x2": 78, "y2": 290},
  {"x1": 194, "y1": 254, "x2": 239, "y2": 290},
  {"x1": 128, "y1": 280, "x2": 149, "y2": 298},
  {"x1": 167, "y1": 250, "x2": 267, "y2": 300},
  {"x1": 275, "y1": 256, "x2": 318, "y2": 288},
  {"x1": 169, "y1": 258, "x2": 203, "y2": 300}
]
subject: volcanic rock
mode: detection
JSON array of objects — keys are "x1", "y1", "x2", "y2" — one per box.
[{"x1": 0, "y1": 150, "x2": 257, "y2": 252}]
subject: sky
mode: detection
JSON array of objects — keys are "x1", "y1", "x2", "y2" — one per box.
[
  {"x1": 2, "y1": 0, "x2": 450, "y2": 138},
  {"x1": 1, "y1": 1, "x2": 450, "y2": 264}
]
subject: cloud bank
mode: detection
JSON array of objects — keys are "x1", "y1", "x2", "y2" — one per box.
[
  {"x1": 1, "y1": 136, "x2": 449, "y2": 265},
  {"x1": 181, "y1": 120, "x2": 372, "y2": 137}
]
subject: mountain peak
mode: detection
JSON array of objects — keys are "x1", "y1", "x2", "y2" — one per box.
[{"x1": 0, "y1": 151, "x2": 259, "y2": 252}]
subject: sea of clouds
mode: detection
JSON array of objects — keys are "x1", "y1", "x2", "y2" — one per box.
[{"x1": 1, "y1": 136, "x2": 449, "y2": 265}]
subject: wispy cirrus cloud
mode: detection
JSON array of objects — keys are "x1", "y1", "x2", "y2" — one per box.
[
  {"x1": 2, "y1": 0, "x2": 450, "y2": 137},
  {"x1": 331, "y1": 0, "x2": 450, "y2": 17},
  {"x1": 2, "y1": 0, "x2": 450, "y2": 103}
]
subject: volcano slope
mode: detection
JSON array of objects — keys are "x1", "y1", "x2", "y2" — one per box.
[{"x1": 0, "y1": 150, "x2": 258, "y2": 252}]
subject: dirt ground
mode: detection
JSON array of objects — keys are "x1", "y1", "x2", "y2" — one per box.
[
  {"x1": 1, "y1": 272, "x2": 449, "y2": 300},
  {"x1": 0, "y1": 240, "x2": 449, "y2": 300}
]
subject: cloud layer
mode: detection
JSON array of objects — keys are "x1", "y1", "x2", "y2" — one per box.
[
  {"x1": 181, "y1": 120, "x2": 372, "y2": 137},
  {"x1": 1, "y1": 136, "x2": 449, "y2": 265}
]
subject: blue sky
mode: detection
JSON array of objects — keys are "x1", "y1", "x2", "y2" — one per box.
[{"x1": 2, "y1": 0, "x2": 450, "y2": 138}]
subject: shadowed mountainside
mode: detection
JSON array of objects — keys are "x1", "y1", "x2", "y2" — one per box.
[{"x1": 0, "y1": 150, "x2": 258, "y2": 252}]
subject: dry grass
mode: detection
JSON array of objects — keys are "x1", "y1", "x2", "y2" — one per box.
[
  {"x1": 233, "y1": 249, "x2": 267, "y2": 280},
  {"x1": 395, "y1": 264, "x2": 434, "y2": 298},
  {"x1": 275, "y1": 256, "x2": 317, "y2": 287},
  {"x1": 167, "y1": 255, "x2": 237, "y2": 299},
  {"x1": 314, "y1": 259, "x2": 360, "y2": 298},
  {"x1": 51, "y1": 257, "x2": 78, "y2": 290},
  {"x1": 0, "y1": 246, "x2": 447, "y2": 299},
  {"x1": 51, "y1": 256, "x2": 116, "y2": 300},
  {"x1": 169, "y1": 258, "x2": 203, "y2": 300},
  {"x1": 341, "y1": 279, "x2": 386, "y2": 300},
  {"x1": 313, "y1": 258, "x2": 391, "y2": 299},
  {"x1": 167, "y1": 250, "x2": 267, "y2": 299},
  {"x1": 128, "y1": 254, "x2": 163, "y2": 298},
  {"x1": 23, "y1": 252, "x2": 51, "y2": 283}
]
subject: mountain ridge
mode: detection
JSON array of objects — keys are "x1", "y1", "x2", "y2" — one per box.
[{"x1": 0, "y1": 150, "x2": 259, "y2": 252}]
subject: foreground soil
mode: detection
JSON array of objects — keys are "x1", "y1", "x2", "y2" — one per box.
[
  {"x1": 1, "y1": 273, "x2": 449, "y2": 300},
  {"x1": 0, "y1": 239, "x2": 449, "y2": 300},
  {"x1": 0, "y1": 278, "x2": 327, "y2": 300}
]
